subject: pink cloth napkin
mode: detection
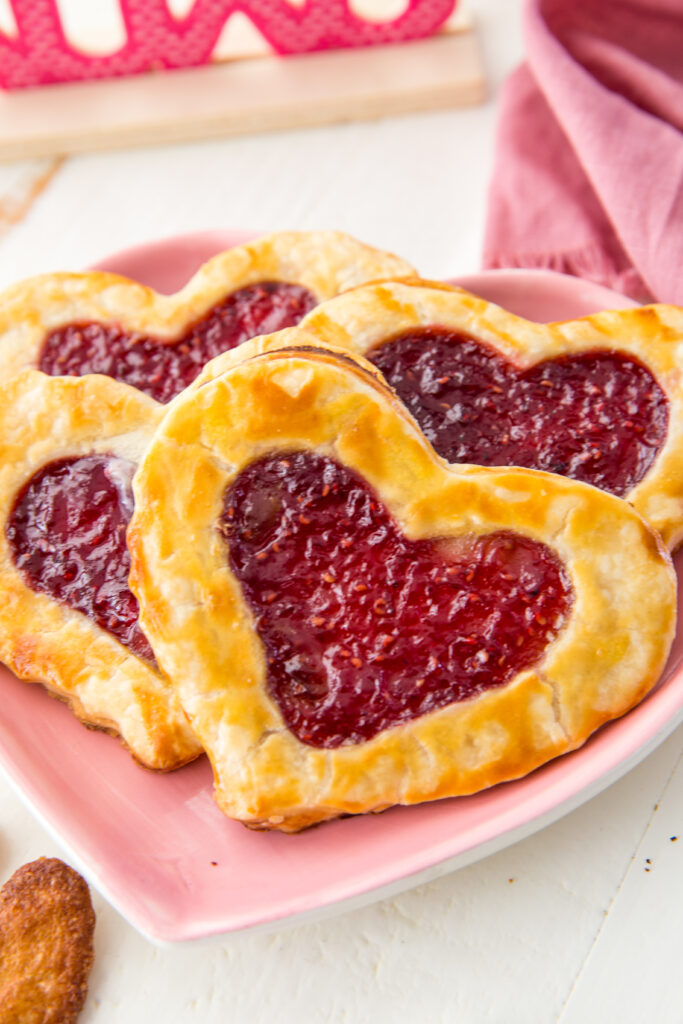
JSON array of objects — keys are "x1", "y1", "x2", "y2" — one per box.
[{"x1": 483, "y1": 0, "x2": 683, "y2": 304}]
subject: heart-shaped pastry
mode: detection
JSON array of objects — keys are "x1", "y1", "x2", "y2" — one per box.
[
  {"x1": 290, "y1": 281, "x2": 683, "y2": 548},
  {"x1": 0, "y1": 858, "x2": 95, "y2": 1024},
  {"x1": 0, "y1": 231, "x2": 413, "y2": 404},
  {"x1": 0, "y1": 370, "x2": 201, "y2": 770},
  {"x1": 128, "y1": 334, "x2": 675, "y2": 831}
]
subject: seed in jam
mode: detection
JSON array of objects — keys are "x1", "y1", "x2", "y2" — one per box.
[
  {"x1": 369, "y1": 329, "x2": 669, "y2": 498},
  {"x1": 7, "y1": 455, "x2": 154, "y2": 663},
  {"x1": 39, "y1": 281, "x2": 317, "y2": 404},
  {"x1": 220, "y1": 451, "x2": 572, "y2": 748}
]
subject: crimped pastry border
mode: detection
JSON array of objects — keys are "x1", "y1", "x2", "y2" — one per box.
[
  {"x1": 291, "y1": 280, "x2": 683, "y2": 549},
  {"x1": 0, "y1": 370, "x2": 202, "y2": 770},
  {"x1": 0, "y1": 231, "x2": 415, "y2": 390},
  {"x1": 129, "y1": 335, "x2": 676, "y2": 829}
]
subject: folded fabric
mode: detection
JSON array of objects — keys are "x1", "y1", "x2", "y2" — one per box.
[{"x1": 483, "y1": 0, "x2": 683, "y2": 305}]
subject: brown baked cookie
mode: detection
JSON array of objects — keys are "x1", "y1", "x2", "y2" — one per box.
[{"x1": 0, "y1": 858, "x2": 95, "y2": 1024}]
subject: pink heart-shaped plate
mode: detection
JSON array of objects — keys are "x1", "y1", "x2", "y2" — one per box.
[{"x1": 0, "y1": 231, "x2": 679, "y2": 945}]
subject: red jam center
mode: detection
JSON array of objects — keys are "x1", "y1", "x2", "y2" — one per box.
[
  {"x1": 221, "y1": 452, "x2": 572, "y2": 748},
  {"x1": 7, "y1": 455, "x2": 154, "y2": 663},
  {"x1": 39, "y1": 282, "x2": 317, "y2": 403},
  {"x1": 369, "y1": 329, "x2": 669, "y2": 498}
]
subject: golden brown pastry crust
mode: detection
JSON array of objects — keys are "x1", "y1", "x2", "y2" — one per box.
[
  {"x1": 0, "y1": 858, "x2": 95, "y2": 1024},
  {"x1": 0, "y1": 370, "x2": 202, "y2": 770},
  {"x1": 129, "y1": 335, "x2": 676, "y2": 831},
  {"x1": 0, "y1": 231, "x2": 414, "y2": 388},
  {"x1": 287, "y1": 280, "x2": 683, "y2": 549}
]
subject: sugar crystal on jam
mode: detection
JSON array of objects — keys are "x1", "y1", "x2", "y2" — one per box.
[
  {"x1": 221, "y1": 452, "x2": 572, "y2": 748},
  {"x1": 7, "y1": 455, "x2": 154, "y2": 662},
  {"x1": 370, "y1": 329, "x2": 668, "y2": 498},
  {"x1": 40, "y1": 282, "x2": 316, "y2": 403}
]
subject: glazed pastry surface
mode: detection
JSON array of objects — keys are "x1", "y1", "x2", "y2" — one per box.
[
  {"x1": 0, "y1": 231, "x2": 414, "y2": 402},
  {"x1": 293, "y1": 281, "x2": 683, "y2": 548},
  {"x1": 129, "y1": 334, "x2": 676, "y2": 830},
  {"x1": 0, "y1": 371, "x2": 202, "y2": 770}
]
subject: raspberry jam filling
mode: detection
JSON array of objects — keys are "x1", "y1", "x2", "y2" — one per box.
[
  {"x1": 39, "y1": 282, "x2": 317, "y2": 404},
  {"x1": 369, "y1": 329, "x2": 669, "y2": 498},
  {"x1": 221, "y1": 452, "x2": 572, "y2": 748},
  {"x1": 7, "y1": 455, "x2": 154, "y2": 663}
]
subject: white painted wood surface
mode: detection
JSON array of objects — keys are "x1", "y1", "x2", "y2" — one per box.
[
  {"x1": 1, "y1": 2, "x2": 681, "y2": 1021},
  {"x1": 0, "y1": 29, "x2": 485, "y2": 162}
]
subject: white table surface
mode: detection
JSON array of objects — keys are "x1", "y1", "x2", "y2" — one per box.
[{"x1": 2, "y1": 3, "x2": 683, "y2": 1022}]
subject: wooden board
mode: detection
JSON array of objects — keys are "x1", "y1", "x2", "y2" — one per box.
[{"x1": 0, "y1": 26, "x2": 485, "y2": 162}]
